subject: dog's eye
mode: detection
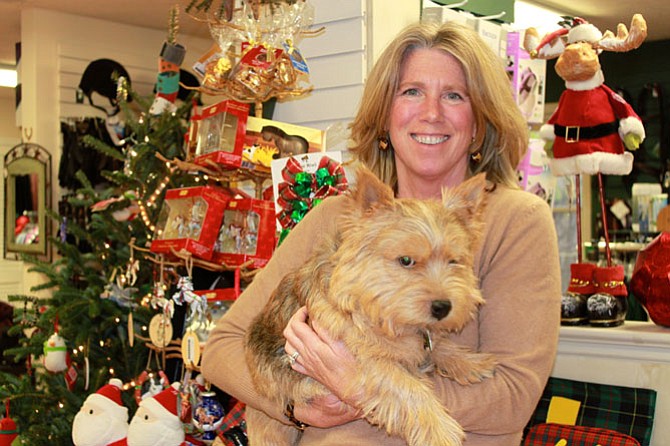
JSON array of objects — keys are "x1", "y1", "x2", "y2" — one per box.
[
  {"x1": 449, "y1": 259, "x2": 459, "y2": 265},
  {"x1": 398, "y1": 256, "x2": 415, "y2": 268}
]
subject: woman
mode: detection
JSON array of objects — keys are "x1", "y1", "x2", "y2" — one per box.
[{"x1": 202, "y1": 21, "x2": 561, "y2": 445}]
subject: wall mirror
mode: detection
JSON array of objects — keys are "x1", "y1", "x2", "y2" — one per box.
[{"x1": 4, "y1": 142, "x2": 51, "y2": 261}]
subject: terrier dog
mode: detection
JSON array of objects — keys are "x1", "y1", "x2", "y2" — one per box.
[{"x1": 245, "y1": 166, "x2": 496, "y2": 446}]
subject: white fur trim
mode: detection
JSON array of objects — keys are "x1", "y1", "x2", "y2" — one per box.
[
  {"x1": 540, "y1": 124, "x2": 555, "y2": 141},
  {"x1": 568, "y1": 24, "x2": 602, "y2": 44},
  {"x1": 618, "y1": 116, "x2": 646, "y2": 140},
  {"x1": 565, "y1": 70, "x2": 605, "y2": 91},
  {"x1": 550, "y1": 152, "x2": 634, "y2": 176},
  {"x1": 86, "y1": 394, "x2": 128, "y2": 418}
]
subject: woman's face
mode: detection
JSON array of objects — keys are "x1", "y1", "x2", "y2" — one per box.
[{"x1": 389, "y1": 48, "x2": 476, "y2": 196}]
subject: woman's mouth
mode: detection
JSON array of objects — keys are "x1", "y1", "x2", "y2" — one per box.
[{"x1": 411, "y1": 134, "x2": 449, "y2": 144}]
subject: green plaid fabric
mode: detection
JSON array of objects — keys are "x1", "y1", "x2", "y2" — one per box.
[
  {"x1": 524, "y1": 377, "x2": 657, "y2": 446},
  {"x1": 524, "y1": 423, "x2": 641, "y2": 446}
]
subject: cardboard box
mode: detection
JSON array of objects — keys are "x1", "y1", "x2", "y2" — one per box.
[
  {"x1": 241, "y1": 116, "x2": 326, "y2": 171},
  {"x1": 192, "y1": 99, "x2": 250, "y2": 169},
  {"x1": 507, "y1": 31, "x2": 546, "y2": 124},
  {"x1": 271, "y1": 152, "x2": 348, "y2": 233},
  {"x1": 212, "y1": 197, "x2": 276, "y2": 269},
  {"x1": 150, "y1": 186, "x2": 231, "y2": 260}
]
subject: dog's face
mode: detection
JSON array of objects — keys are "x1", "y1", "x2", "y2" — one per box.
[{"x1": 329, "y1": 167, "x2": 487, "y2": 338}]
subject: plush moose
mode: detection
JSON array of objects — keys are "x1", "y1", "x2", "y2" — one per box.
[{"x1": 524, "y1": 15, "x2": 648, "y2": 326}]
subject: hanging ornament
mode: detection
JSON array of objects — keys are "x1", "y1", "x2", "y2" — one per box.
[
  {"x1": 0, "y1": 399, "x2": 18, "y2": 446},
  {"x1": 43, "y1": 320, "x2": 69, "y2": 373},
  {"x1": 192, "y1": 390, "x2": 225, "y2": 442}
]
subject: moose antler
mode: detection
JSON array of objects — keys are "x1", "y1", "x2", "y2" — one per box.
[
  {"x1": 596, "y1": 14, "x2": 647, "y2": 52},
  {"x1": 523, "y1": 27, "x2": 567, "y2": 59}
]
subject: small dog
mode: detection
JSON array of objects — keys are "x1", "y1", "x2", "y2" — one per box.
[{"x1": 245, "y1": 166, "x2": 496, "y2": 446}]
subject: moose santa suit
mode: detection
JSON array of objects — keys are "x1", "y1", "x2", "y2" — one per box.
[{"x1": 537, "y1": 19, "x2": 646, "y2": 177}]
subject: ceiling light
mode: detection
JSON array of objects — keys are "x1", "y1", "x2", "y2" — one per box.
[
  {"x1": 514, "y1": 1, "x2": 566, "y2": 35},
  {"x1": 0, "y1": 67, "x2": 17, "y2": 88}
]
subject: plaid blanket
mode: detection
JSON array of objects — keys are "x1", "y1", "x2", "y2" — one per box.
[
  {"x1": 524, "y1": 423, "x2": 641, "y2": 446},
  {"x1": 525, "y1": 377, "x2": 657, "y2": 446}
]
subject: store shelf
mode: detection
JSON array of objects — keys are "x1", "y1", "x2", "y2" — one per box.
[{"x1": 558, "y1": 321, "x2": 670, "y2": 363}]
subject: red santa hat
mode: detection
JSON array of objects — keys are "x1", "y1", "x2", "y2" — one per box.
[
  {"x1": 87, "y1": 378, "x2": 125, "y2": 412},
  {"x1": 141, "y1": 383, "x2": 180, "y2": 419}
]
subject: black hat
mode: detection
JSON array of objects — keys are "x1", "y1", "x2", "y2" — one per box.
[{"x1": 77, "y1": 59, "x2": 132, "y2": 113}]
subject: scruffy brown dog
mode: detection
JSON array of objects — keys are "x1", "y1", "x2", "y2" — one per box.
[{"x1": 245, "y1": 166, "x2": 496, "y2": 446}]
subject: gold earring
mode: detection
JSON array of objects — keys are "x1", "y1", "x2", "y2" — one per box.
[
  {"x1": 379, "y1": 135, "x2": 390, "y2": 151},
  {"x1": 470, "y1": 151, "x2": 482, "y2": 164}
]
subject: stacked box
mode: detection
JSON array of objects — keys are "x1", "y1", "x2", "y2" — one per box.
[{"x1": 150, "y1": 186, "x2": 230, "y2": 260}]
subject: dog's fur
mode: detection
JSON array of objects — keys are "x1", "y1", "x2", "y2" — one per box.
[{"x1": 245, "y1": 166, "x2": 496, "y2": 446}]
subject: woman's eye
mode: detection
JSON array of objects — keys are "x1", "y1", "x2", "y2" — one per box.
[
  {"x1": 445, "y1": 91, "x2": 464, "y2": 101},
  {"x1": 401, "y1": 88, "x2": 420, "y2": 96},
  {"x1": 398, "y1": 256, "x2": 416, "y2": 268}
]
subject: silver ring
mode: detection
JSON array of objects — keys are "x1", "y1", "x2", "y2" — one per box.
[{"x1": 287, "y1": 351, "x2": 299, "y2": 366}]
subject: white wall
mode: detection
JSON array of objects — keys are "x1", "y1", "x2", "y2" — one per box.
[{"x1": 6, "y1": 1, "x2": 421, "y2": 302}]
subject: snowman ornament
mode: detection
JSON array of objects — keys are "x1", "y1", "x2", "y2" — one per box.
[
  {"x1": 72, "y1": 378, "x2": 129, "y2": 446},
  {"x1": 43, "y1": 331, "x2": 69, "y2": 373}
]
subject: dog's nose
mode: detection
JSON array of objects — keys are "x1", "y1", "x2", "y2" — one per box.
[{"x1": 431, "y1": 300, "x2": 452, "y2": 320}]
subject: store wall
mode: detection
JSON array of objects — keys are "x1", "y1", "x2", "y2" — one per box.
[
  {"x1": 3, "y1": 1, "x2": 420, "y2": 303},
  {"x1": 0, "y1": 95, "x2": 22, "y2": 303}
]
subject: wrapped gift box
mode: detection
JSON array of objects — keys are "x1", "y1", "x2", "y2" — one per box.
[
  {"x1": 212, "y1": 196, "x2": 276, "y2": 269},
  {"x1": 271, "y1": 152, "x2": 348, "y2": 239},
  {"x1": 192, "y1": 99, "x2": 250, "y2": 169},
  {"x1": 150, "y1": 186, "x2": 231, "y2": 260},
  {"x1": 241, "y1": 116, "x2": 325, "y2": 171}
]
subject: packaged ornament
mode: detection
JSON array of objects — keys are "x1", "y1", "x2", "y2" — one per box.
[
  {"x1": 151, "y1": 186, "x2": 231, "y2": 261},
  {"x1": 211, "y1": 194, "x2": 276, "y2": 269},
  {"x1": 241, "y1": 116, "x2": 325, "y2": 171},
  {"x1": 192, "y1": 100, "x2": 250, "y2": 170}
]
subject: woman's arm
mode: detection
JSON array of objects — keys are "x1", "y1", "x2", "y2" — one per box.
[
  {"x1": 200, "y1": 196, "x2": 348, "y2": 422},
  {"x1": 435, "y1": 189, "x2": 562, "y2": 437}
]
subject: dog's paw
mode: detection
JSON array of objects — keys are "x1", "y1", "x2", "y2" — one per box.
[{"x1": 436, "y1": 353, "x2": 497, "y2": 385}]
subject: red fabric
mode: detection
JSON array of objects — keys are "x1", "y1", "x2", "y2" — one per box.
[
  {"x1": 548, "y1": 85, "x2": 638, "y2": 159},
  {"x1": 524, "y1": 423, "x2": 641, "y2": 446}
]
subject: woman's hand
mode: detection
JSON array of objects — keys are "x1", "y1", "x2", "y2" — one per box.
[
  {"x1": 293, "y1": 393, "x2": 361, "y2": 428},
  {"x1": 283, "y1": 306, "x2": 363, "y2": 427}
]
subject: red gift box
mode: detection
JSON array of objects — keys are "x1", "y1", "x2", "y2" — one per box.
[
  {"x1": 212, "y1": 197, "x2": 276, "y2": 269},
  {"x1": 193, "y1": 99, "x2": 250, "y2": 169},
  {"x1": 151, "y1": 186, "x2": 231, "y2": 260}
]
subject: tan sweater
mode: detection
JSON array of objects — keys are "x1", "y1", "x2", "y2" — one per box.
[{"x1": 201, "y1": 184, "x2": 562, "y2": 445}]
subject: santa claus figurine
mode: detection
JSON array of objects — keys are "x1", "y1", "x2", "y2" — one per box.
[
  {"x1": 127, "y1": 383, "x2": 185, "y2": 446},
  {"x1": 72, "y1": 378, "x2": 129, "y2": 446}
]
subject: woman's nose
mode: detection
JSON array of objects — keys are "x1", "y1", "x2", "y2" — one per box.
[{"x1": 420, "y1": 95, "x2": 442, "y2": 121}]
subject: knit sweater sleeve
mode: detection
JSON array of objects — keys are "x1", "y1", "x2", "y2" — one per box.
[
  {"x1": 434, "y1": 187, "x2": 562, "y2": 440},
  {"x1": 200, "y1": 195, "x2": 346, "y2": 422}
]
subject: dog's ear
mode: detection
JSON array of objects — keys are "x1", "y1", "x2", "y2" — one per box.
[
  {"x1": 442, "y1": 173, "x2": 488, "y2": 224},
  {"x1": 352, "y1": 165, "x2": 395, "y2": 213}
]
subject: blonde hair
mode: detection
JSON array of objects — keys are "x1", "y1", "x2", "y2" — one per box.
[{"x1": 349, "y1": 21, "x2": 528, "y2": 189}]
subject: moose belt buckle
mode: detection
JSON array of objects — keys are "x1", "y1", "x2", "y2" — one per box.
[{"x1": 565, "y1": 126, "x2": 580, "y2": 143}]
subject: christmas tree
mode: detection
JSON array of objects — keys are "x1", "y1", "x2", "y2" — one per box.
[{"x1": 0, "y1": 77, "x2": 204, "y2": 444}]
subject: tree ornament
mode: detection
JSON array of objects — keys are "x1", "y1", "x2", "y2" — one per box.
[
  {"x1": 0, "y1": 399, "x2": 18, "y2": 446},
  {"x1": 127, "y1": 383, "x2": 185, "y2": 446},
  {"x1": 72, "y1": 378, "x2": 129, "y2": 446},
  {"x1": 193, "y1": 391, "x2": 225, "y2": 442},
  {"x1": 43, "y1": 331, "x2": 69, "y2": 373}
]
